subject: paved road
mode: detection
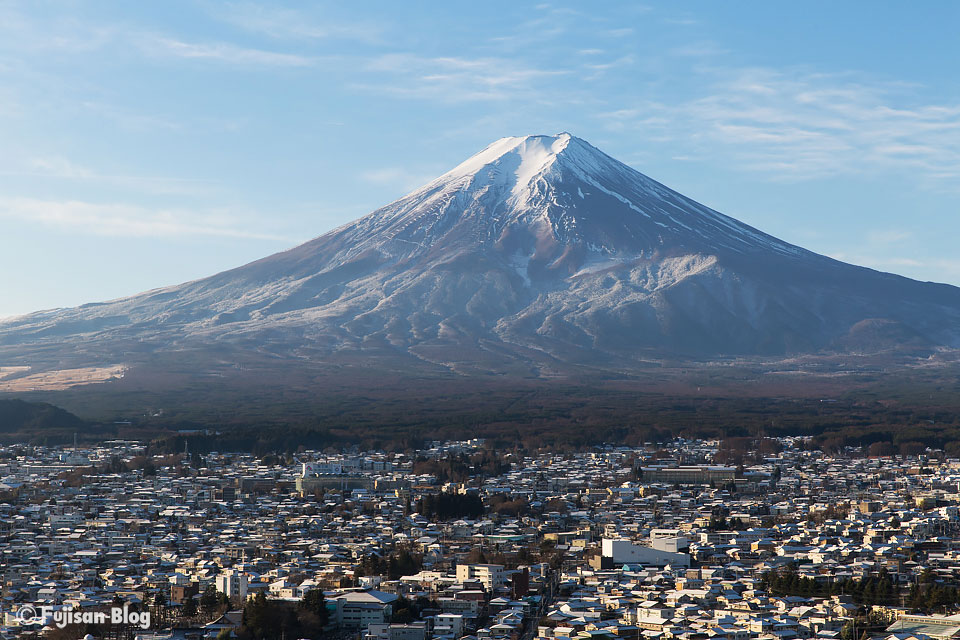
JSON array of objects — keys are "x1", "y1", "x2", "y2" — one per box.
[{"x1": 522, "y1": 571, "x2": 559, "y2": 640}]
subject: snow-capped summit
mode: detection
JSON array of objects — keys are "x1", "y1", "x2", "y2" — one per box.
[
  {"x1": 431, "y1": 133, "x2": 576, "y2": 194},
  {"x1": 336, "y1": 132, "x2": 805, "y2": 274},
  {"x1": 2, "y1": 133, "x2": 960, "y2": 379}
]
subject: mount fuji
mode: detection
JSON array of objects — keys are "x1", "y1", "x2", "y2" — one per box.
[{"x1": 3, "y1": 133, "x2": 960, "y2": 388}]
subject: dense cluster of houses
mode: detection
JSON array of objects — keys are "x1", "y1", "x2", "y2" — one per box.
[{"x1": 2, "y1": 437, "x2": 960, "y2": 640}]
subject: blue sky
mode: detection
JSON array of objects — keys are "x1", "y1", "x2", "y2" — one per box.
[{"x1": 1, "y1": 1, "x2": 959, "y2": 318}]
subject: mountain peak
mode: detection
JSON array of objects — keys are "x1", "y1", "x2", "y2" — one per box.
[
  {"x1": 435, "y1": 132, "x2": 628, "y2": 187},
  {"x1": 365, "y1": 132, "x2": 805, "y2": 262},
  {"x1": 427, "y1": 132, "x2": 579, "y2": 203}
]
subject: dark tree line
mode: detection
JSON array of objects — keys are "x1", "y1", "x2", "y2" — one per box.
[
  {"x1": 761, "y1": 566, "x2": 897, "y2": 605},
  {"x1": 707, "y1": 515, "x2": 747, "y2": 531},
  {"x1": 412, "y1": 453, "x2": 511, "y2": 483},
  {"x1": 488, "y1": 494, "x2": 529, "y2": 517},
  {"x1": 355, "y1": 549, "x2": 423, "y2": 580},
  {"x1": 417, "y1": 492, "x2": 484, "y2": 520},
  {"x1": 906, "y1": 569, "x2": 960, "y2": 613},
  {"x1": 239, "y1": 590, "x2": 328, "y2": 640}
]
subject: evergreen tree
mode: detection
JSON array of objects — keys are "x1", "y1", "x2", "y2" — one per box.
[
  {"x1": 299, "y1": 589, "x2": 329, "y2": 627},
  {"x1": 182, "y1": 596, "x2": 198, "y2": 618},
  {"x1": 154, "y1": 590, "x2": 168, "y2": 625},
  {"x1": 200, "y1": 584, "x2": 226, "y2": 615}
]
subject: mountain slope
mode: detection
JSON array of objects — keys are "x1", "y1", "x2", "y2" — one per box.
[
  {"x1": 2, "y1": 133, "x2": 960, "y2": 380},
  {"x1": 0, "y1": 398, "x2": 87, "y2": 433}
]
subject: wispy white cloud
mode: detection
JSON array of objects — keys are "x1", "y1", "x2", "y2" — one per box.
[
  {"x1": 0, "y1": 4, "x2": 118, "y2": 54},
  {"x1": 0, "y1": 156, "x2": 216, "y2": 196},
  {"x1": 79, "y1": 100, "x2": 182, "y2": 132},
  {"x1": 865, "y1": 229, "x2": 913, "y2": 245},
  {"x1": 141, "y1": 36, "x2": 314, "y2": 67},
  {"x1": 831, "y1": 251, "x2": 960, "y2": 284},
  {"x1": 669, "y1": 41, "x2": 728, "y2": 58},
  {"x1": 599, "y1": 67, "x2": 960, "y2": 185},
  {"x1": 356, "y1": 53, "x2": 568, "y2": 102},
  {"x1": 360, "y1": 167, "x2": 438, "y2": 193},
  {"x1": 827, "y1": 226, "x2": 960, "y2": 284},
  {"x1": 662, "y1": 16, "x2": 699, "y2": 26},
  {"x1": 582, "y1": 55, "x2": 635, "y2": 72},
  {"x1": 0, "y1": 4, "x2": 315, "y2": 69},
  {"x1": 0, "y1": 197, "x2": 291, "y2": 241},
  {"x1": 212, "y1": 2, "x2": 383, "y2": 43},
  {"x1": 26, "y1": 156, "x2": 94, "y2": 179}
]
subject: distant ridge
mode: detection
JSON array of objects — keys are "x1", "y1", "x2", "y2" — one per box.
[{"x1": 0, "y1": 398, "x2": 86, "y2": 434}]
